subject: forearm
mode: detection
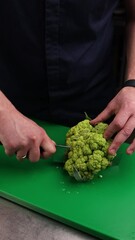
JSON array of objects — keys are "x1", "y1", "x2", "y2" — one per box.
[
  {"x1": 125, "y1": 21, "x2": 135, "y2": 79},
  {"x1": 124, "y1": 0, "x2": 135, "y2": 80},
  {"x1": 0, "y1": 91, "x2": 16, "y2": 114}
]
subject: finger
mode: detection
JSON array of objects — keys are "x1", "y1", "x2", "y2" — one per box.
[
  {"x1": 104, "y1": 110, "x2": 130, "y2": 139},
  {"x1": 40, "y1": 139, "x2": 56, "y2": 159},
  {"x1": 16, "y1": 149, "x2": 28, "y2": 161},
  {"x1": 27, "y1": 146, "x2": 41, "y2": 162},
  {"x1": 41, "y1": 151, "x2": 55, "y2": 159},
  {"x1": 5, "y1": 145, "x2": 18, "y2": 156},
  {"x1": 26, "y1": 130, "x2": 47, "y2": 162},
  {"x1": 90, "y1": 103, "x2": 114, "y2": 125},
  {"x1": 108, "y1": 116, "x2": 135, "y2": 155},
  {"x1": 126, "y1": 139, "x2": 135, "y2": 154}
]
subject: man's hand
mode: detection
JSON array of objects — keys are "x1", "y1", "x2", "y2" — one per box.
[
  {"x1": 0, "y1": 92, "x2": 56, "y2": 162},
  {"x1": 90, "y1": 87, "x2": 135, "y2": 155}
]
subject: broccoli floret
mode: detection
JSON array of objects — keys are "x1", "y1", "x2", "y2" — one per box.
[
  {"x1": 93, "y1": 122, "x2": 108, "y2": 134},
  {"x1": 64, "y1": 119, "x2": 116, "y2": 181}
]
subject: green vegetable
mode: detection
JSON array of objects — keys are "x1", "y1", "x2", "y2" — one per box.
[{"x1": 64, "y1": 119, "x2": 116, "y2": 181}]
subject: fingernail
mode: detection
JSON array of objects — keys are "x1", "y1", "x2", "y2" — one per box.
[
  {"x1": 109, "y1": 148, "x2": 116, "y2": 155},
  {"x1": 127, "y1": 149, "x2": 133, "y2": 155},
  {"x1": 52, "y1": 140, "x2": 56, "y2": 145},
  {"x1": 90, "y1": 121, "x2": 96, "y2": 125}
]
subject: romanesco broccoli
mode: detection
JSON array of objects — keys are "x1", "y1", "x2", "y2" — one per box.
[{"x1": 64, "y1": 119, "x2": 116, "y2": 181}]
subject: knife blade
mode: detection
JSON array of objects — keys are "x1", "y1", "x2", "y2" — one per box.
[{"x1": 56, "y1": 144, "x2": 70, "y2": 149}]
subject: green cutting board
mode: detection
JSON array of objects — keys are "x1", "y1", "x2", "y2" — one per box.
[{"x1": 0, "y1": 119, "x2": 135, "y2": 240}]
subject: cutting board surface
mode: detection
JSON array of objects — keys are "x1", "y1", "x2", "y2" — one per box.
[{"x1": 0, "y1": 120, "x2": 135, "y2": 240}]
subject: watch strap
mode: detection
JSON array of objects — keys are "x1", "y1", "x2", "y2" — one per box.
[{"x1": 123, "y1": 79, "x2": 135, "y2": 88}]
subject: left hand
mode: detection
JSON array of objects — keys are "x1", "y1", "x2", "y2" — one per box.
[{"x1": 90, "y1": 87, "x2": 135, "y2": 155}]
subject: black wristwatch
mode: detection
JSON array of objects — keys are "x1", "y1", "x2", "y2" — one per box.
[{"x1": 123, "y1": 79, "x2": 135, "y2": 88}]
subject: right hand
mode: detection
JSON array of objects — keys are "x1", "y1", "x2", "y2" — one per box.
[{"x1": 0, "y1": 92, "x2": 56, "y2": 162}]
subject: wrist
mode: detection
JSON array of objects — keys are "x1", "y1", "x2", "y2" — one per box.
[{"x1": 0, "y1": 91, "x2": 16, "y2": 114}]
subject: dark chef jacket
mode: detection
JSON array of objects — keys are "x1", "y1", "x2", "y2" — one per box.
[{"x1": 0, "y1": 0, "x2": 119, "y2": 126}]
